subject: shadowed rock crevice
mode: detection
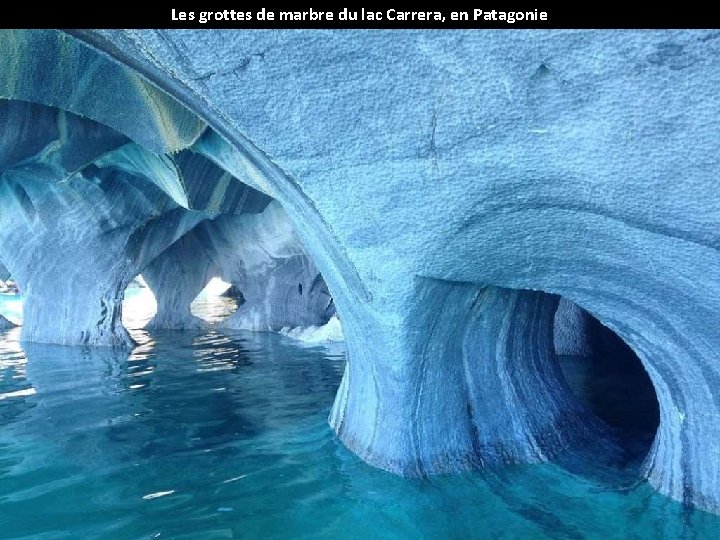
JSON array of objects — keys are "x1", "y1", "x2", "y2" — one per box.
[{"x1": 554, "y1": 298, "x2": 660, "y2": 461}]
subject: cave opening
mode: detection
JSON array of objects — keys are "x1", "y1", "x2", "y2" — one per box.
[
  {"x1": 553, "y1": 298, "x2": 660, "y2": 464},
  {"x1": 189, "y1": 277, "x2": 239, "y2": 324},
  {"x1": 121, "y1": 274, "x2": 241, "y2": 331},
  {"x1": 122, "y1": 276, "x2": 157, "y2": 331}
]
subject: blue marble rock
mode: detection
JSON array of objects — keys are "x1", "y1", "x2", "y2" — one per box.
[
  {"x1": 142, "y1": 179, "x2": 331, "y2": 331},
  {"x1": 0, "y1": 29, "x2": 718, "y2": 515}
]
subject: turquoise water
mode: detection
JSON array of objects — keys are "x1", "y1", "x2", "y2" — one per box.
[{"x1": 0, "y1": 292, "x2": 719, "y2": 539}]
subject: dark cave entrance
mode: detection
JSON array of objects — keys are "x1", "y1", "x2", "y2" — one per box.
[{"x1": 553, "y1": 298, "x2": 660, "y2": 462}]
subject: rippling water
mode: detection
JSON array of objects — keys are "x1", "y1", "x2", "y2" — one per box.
[{"x1": 0, "y1": 290, "x2": 719, "y2": 539}]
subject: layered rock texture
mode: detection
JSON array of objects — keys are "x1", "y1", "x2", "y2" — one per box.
[
  {"x1": 0, "y1": 29, "x2": 718, "y2": 514},
  {"x1": 0, "y1": 101, "x2": 208, "y2": 346}
]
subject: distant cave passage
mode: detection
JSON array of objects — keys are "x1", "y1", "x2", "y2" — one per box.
[{"x1": 554, "y1": 298, "x2": 660, "y2": 458}]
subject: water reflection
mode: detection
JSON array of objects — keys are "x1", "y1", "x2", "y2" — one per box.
[{"x1": 0, "y1": 299, "x2": 718, "y2": 538}]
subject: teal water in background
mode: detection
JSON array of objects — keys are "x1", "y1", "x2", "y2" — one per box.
[{"x1": 0, "y1": 291, "x2": 719, "y2": 539}]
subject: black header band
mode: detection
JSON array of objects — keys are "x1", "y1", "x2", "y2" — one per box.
[{"x1": 2, "y1": 6, "x2": 719, "y2": 29}]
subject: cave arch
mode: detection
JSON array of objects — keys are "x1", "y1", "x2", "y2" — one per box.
[
  {"x1": 0, "y1": 98, "x2": 215, "y2": 346},
  {"x1": 331, "y1": 280, "x2": 627, "y2": 475},
  {"x1": 68, "y1": 30, "x2": 370, "y2": 319},
  {"x1": 73, "y1": 31, "x2": 720, "y2": 513},
  {"x1": 190, "y1": 277, "x2": 239, "y2": 325},
  {"x1": 0, "y1": 96, "x2": 337, "y2": 346},
  {"x1": 121, "y1": 276, "x2": 157, "y2": 331},
  {"x1": 0, "y1": 31, "x2": 348, "y2": 346}
]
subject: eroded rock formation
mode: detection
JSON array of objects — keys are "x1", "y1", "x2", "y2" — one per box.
[
  {"x1": 142, "y1": 225, "x2": 217, "y2": 330},
  {"x1": 0, "y1": 29, "x2": 718, "y2": 514},
  {"x1": 0, "y1": 100, "x2": 275, "y2": 345},
  {"x1": 0, "y1": 102, "x2": 210, "y2": 346},
  {"x1": 201, "y1": 202, "x2": 335, "y2": 331},
  {"x1": 141, "y1": 190, "x2": 333, "y2": 332},
  {"x1": 0, "y1": 170, "x2": 205, "y2": 346},
  {"x1": 331, "y1": 284, "x2": 612, "y2": 474}
]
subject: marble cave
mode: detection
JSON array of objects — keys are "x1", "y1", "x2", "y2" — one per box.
[{"x1": 0, "y1": 29, "x2": 718, "y2": 538}]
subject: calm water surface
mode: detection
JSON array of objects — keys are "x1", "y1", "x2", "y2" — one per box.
[{"x1": 0, "y1": 289, "x2": 718, "y2": 539}]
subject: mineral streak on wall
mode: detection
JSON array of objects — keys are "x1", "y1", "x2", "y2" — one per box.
[{"x1": 0, "y1": 29, "x2": 718, "y2": 515}]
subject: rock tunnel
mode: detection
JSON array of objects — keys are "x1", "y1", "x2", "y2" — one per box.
[{"x1": 0, "y1": 29, "x2": 719, "y2": 515}]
